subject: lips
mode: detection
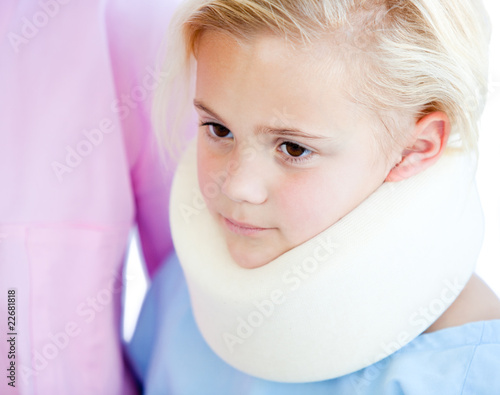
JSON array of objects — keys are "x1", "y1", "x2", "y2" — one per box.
[{"x1": 222, "y1": 216, "x2": 270, "y2": 236}]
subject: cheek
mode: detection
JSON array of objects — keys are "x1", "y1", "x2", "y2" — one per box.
[
  {"x1": 197, "y1": 139, "x2": 240, "y2": 210},
  {"x1": 197, "y1": 141, "x2": 220, "y2": 206},
  {"x1": 275, "y1": 172, "x2": 339, "y2": 238}
]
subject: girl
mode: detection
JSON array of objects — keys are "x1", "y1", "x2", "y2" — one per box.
[{"x1": 127, "y1": 0, "x2": 500, "y2": 393}]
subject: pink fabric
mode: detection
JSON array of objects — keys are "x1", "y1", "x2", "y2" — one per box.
[{"x1": 0, "y1": 1, "x2": 182, "y2": 393}]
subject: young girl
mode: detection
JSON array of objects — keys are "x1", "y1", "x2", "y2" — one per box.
[{"x1": 127, "y1": 0, "x2": 500, "y2": 393}]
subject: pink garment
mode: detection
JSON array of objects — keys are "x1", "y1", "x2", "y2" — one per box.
[{"x1": 0, "y1": 1, "x2": 182, "y2": 393}]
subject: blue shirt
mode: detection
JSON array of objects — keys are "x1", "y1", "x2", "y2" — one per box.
[{"x1": 127, "y1": 253, "x2": 500, "y2": 395}]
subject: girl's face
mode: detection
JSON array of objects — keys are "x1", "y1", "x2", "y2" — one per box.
[{"x1": 195, "y1": 32, "x2": 397, "y2": 269}]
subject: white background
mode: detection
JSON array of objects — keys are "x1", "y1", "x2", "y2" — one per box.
[{"x1": 122, "y1": 1, "x2": 500, "y2": 341}]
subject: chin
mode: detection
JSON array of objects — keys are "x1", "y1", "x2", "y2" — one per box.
[{"x1": 228, "y1": 246, "x2": 275, "y2": 270}]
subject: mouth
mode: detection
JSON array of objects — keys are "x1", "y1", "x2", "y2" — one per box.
[{"x1": 222, "y1": 216, "x2": 271, "y2": 236}]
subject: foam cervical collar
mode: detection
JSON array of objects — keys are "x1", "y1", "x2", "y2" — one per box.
[{"x1": 170, "y1": 140, "x2": 484, "y2": 383}]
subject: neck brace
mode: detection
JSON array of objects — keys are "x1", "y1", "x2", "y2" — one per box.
[{"x1": 170, "y1": 141, "x2": 484, "y2": 383}]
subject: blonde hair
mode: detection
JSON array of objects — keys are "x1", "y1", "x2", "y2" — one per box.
[{"x1": 153, "y1": 0, "x2": 491, "y2": 159}]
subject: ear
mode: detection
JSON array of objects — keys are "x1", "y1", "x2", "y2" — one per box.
[{"x1": 385, "y1": 111, "x2": 450, "y2": 182}]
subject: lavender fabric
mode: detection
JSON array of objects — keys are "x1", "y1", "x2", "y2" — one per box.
[{"x1": 0, "y1": 1, "x2": 184, "y2": 394}]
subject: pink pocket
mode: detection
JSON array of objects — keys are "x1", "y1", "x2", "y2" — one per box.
[{"x1": 1, "y1": 223, "x2": 138, "y2": 395}]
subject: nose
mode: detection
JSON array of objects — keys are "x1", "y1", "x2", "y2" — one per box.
[{"x1": 221, "y1": 152, "x2": 268, "y2": 204}]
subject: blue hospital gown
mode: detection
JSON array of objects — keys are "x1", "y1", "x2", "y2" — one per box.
[{"x1": 126, "y1": 253, "x2": 500, "y2": 395}]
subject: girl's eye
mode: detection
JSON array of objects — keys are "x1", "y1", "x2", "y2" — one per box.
[
  {"x1": 204, "y1": 122, "x2": 233, "y2": 139},
  {"x1": 279, "y1": 142, "x2": 311, "y2": 158}
]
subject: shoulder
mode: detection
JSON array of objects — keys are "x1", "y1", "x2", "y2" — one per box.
[
  {"x1": 348, "y1": 320, "x2": 500, "y2": 395},
  {"x1": 460, "y1": 320, "x2": 500, "y2": 394}
]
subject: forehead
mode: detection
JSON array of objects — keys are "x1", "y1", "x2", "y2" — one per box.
[
  {"x1": 196, "y1": 30, "x2": 345, "y2": 88},
  {"x1": 195, "y1": 31, "x2": 377, "y2": 137}
]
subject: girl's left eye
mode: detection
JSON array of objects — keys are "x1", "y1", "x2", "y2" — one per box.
[{"x1": 279, "y1": 142, "x2": 311, "y2": 158}]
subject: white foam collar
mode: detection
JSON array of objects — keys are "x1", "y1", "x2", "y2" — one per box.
[{"x1": 170, "y1": 141, "x2": 484, "y2": 382}]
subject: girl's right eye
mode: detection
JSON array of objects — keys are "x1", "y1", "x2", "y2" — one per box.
[{"x1": 202, "y1": 122, "x2": 233, "y2": 139}]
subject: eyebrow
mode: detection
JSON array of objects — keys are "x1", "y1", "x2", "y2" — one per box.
[
  {"x1": 193, "y1": 99, "x2": 332, "y2": 141},
  {"x1": 194, "y1": 100, "x2": 228, "y2": 124}
]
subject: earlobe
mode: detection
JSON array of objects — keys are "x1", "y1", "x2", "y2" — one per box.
[{"x1": 385, "y1": 111, "x2": 450, "y2": 183}]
